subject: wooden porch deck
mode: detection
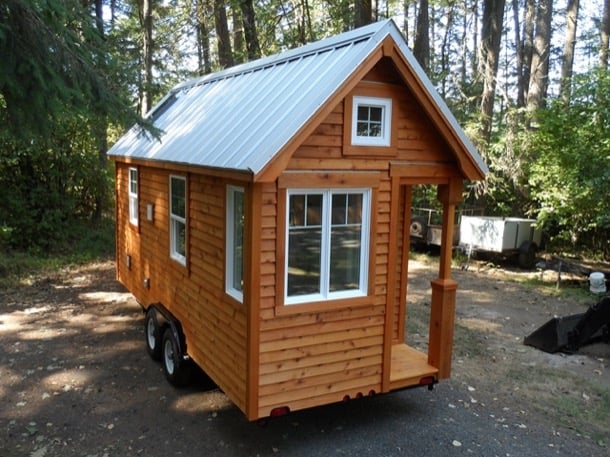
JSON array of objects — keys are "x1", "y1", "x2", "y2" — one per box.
[{"x1": 389, "y1": 344, "x2": 438, "y2": 390}]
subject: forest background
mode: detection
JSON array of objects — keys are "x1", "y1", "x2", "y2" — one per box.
[{"x1": 1, "y1": 0, "x2": 609, "y2": 259}]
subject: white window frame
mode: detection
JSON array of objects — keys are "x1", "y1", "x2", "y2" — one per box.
[
  {"x1": 128, "y1": 167, "x2": 139, "y2": 226},
  {"x1": 169, "y1": 175, "x2": 187, "y2": 265},
  {"x1": 351, "y1": 96, "x2": 392, "y2": 147},
  {"x1": 284, "y1": 188, "x2": 371, "y2": 305},
  {"x1": 226, "y1": 186, "x2": 245, "y2": 302}
]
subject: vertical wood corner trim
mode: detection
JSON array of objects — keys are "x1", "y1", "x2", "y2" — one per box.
[{"x1": 246, "y1": 183, "x2": 262, "y2": 420}]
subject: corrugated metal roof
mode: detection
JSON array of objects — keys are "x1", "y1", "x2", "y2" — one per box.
[{"x1": 108, "y1": 19, "x2": 487, "y2": 178}]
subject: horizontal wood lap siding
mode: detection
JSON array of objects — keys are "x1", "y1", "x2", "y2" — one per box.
[
  {"x1": 115, "y1": 166, "x2": 134, "y2": 289},
  {"x1": 259, "y1": 183, "x2": 278, "y2": 320},
  {"x1": 375, "y1": 177, "x2": 392, "y2": 309},
  {"x1": 257, "y1": 108, "x2": 390, "y2": 418},
  {"x1": 115, "y1": 163, "x2": 248, "y2": 413},
  {"x1": 187, "y1": 174, "x2": 248, "y2": 411},
  {"x1": 258, "y1": 310, "x2": 384, "y2": 415},
  {"x1": 394, "y1": 89, "x2": 456, "y2": 164},
  {"x1": 392, "y1": 185, "x2": 407, "y2": 342},
  {"x1": 259, "y1": 69, "x2": 459, "y2": 415}
]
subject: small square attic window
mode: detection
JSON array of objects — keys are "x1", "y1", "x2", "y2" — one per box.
[{"x1": 351, "y1": 96, "x2": 392, "y2": 147}]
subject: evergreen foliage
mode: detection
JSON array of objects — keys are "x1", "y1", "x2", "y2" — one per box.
[
  {"x1": 0, "y1": 0, "x2": 609, "y2": 259},
  {"x1": 0, "y1": 0, "x2": 137, "y2": 251},
  {"x1": 0, "y1": 0, "x2": 136, "y2": 135},
  {"x1": 526, "y1": 70, "x2": 610, "y2": 257}
]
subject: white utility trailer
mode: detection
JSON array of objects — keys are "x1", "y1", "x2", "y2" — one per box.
[
  {"x1": 410, "y1": 211, "x2": 542, "y2": 269},
  {"x1": 458, "y1": 215, "x2": 542, "y2": 269}
]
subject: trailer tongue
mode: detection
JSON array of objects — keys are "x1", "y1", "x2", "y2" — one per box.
[{"x1": 524, "y1": 296, "x2": 610, "y2": 353}]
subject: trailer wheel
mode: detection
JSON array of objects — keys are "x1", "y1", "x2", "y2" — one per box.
[
  {"x1": 410, "y1": 216, "x2": 428, "y2": 239},
  {"x1": 518, "y1": 241, "x2": 537, "y2": 270},
  {"x1": 161, "y1": 327, "x2": 191, "y2": 387},
  {"x1": 144, "y1": 308, "x2": 162, "y2": 361}
]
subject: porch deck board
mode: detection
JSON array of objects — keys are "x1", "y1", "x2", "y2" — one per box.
[{"x1": 389, "y1": 344, "x2": 438, "y2": 390}]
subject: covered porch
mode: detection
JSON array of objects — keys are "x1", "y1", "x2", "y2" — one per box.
[{"x1": 382, "y1": 166, "x2": 463, "y2": 392}]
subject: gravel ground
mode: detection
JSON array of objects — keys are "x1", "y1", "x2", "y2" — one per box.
[{"x1": 0, "y1": 259, "x2": 608, "y2": 456}]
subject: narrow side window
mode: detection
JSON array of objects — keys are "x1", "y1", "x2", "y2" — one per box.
[
  {"x1": 128, "y1": 168, "x2": 139, "y2": 226},
  {"x1": 169, "y1": 175, "x2": 187, "y2": 265},
  {"x1": 226, "y1": 186, "x2": 245, "y2": 302}
]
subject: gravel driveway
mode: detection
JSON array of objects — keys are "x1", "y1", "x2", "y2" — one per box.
[{"x1": 1, "y1": 260, "x2": 607, "y2": 456}]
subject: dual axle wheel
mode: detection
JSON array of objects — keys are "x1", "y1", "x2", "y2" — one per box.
[{"x1": 144, "y1": 307, "x2": 191, "y2": 387}]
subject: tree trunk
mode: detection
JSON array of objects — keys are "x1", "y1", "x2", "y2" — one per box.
[
  {"x1": 439, "y1": 2, "x2": 457, "y2": 98},
  {"x1": 232, "y1": 6, "x2": 244, "y2": 64},
  {"x1": 478, "y1": 0, "x2": 505, "y2": 145},
  {"x1": 601, "y1": 0, "x2": 610, "y2": 69},
  {"x1": 354, "y1": 0, "x2": 372, "y2": 28},
  {"x1": 93, "y1": 0, "x2": 108, "y2": 222},
  {"x1": 413, "y1": 0, "x2": 430, "y2": 72},
  {"x1": 141, "y1": 0, "x2": 154, "y2": 116},
  {"x1": 526, "y1": 0, "x2": 553, "y2": 116},
  {"x1": 403, "y1": 0, "x2": 415, "y2": 44},
  {"x1": 196, "y1": 0, "x2": 212, "y2": 75},
  {"x1": 240, "y1": 0, "x2": 260, "y2": 60},
  {"x1": 518, "y1": 0, "x2": 535, "y2": 108},
  {"x1": 214, "y1": 0, "x2": 234, "y2": 69},
  {"x1": 471, "y1": 0, "x2": 479, "y2": 82},
  {"x1": 450, "y1": 0, "x2": 478, "y2": 94},
  {"x1": 511, "y1": 0, "x2": 522, "y2": 105},
  {"x1": 302, "y1": 0, "x2": 313, "y2": 42},
  {"x1": 560, "y1": 0, "x2": 579, "y2": 104}
]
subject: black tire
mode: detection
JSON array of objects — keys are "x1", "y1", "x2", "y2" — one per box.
[
  {"x1": 410, "y1": 216, "x2": 428, "y2": 239},
  {"x1": 144, "y1": 308, "x2": 163, "y2": 361},
  {"x1": 517, "y1": 241, "x2": 537, "y2": 270},
  {"x1": 161, "y1": 327, "x2": 191, "y2": 387}
]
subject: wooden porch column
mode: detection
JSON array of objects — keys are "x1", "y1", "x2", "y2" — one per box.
[{"x1": 428, "y1": 178, "x2": 462, "y2": 379}]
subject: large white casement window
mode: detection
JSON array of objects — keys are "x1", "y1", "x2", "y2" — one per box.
[
  {"x1": 351, "y1": 96, "x2": 392, "y2": 146},
  {"x1": 169, "y1": 175, "x2": 187, "y2": 265},
  {"x1": 285, "y1": 188, "x2": 371, "y2": 304},
  {"x1": 226, "y1": 186, "x2": 245, "y2": 302},
  {"x1": 128, "y1": 167, "x2": 139, "y2": 226}
]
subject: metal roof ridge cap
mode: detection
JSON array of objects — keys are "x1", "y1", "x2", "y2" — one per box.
[{"x1": 173, "y1": 20, "x2": 392, "y2": 91}]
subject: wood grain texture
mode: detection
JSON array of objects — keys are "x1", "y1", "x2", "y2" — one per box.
[
  {"x1": 114, "y1": 58, "x2": 468, "y2": 419},
  {"x1": 115, "y1": 164, "x2": 248, "y2": 413}
]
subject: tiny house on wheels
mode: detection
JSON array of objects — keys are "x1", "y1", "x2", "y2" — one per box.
[{"x1": 108, "y1": 19, "x2": 487, "y2": 421}]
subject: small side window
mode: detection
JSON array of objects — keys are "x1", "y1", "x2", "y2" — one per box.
[
  {"x1": 351, "y1": 96, "x2": 392, "y2": 147},
  {"x1": 226, "y1": 186, "x2": 245, "y2": 302},
  {"x1": 169, "y1": 175, "x2": 187, "y2": 265},
  {"x1": 128, "y1": 168, "x2": 139, "y2": 226}
]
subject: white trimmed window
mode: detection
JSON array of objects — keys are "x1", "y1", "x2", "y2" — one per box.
[
  {"x1": 351, "y1": 96, "x2": 392, "y2": 146},
  {"x1": 128, "y1": 167, "x2": 139, "y2": 226},
  {"x1": 285, "y1": 189, "x2": 370, "y2": 305},
  {"x1": 226, "y1": 186, "x2": 245, "y2": 302},
  {"x1": 169, "y1": 175, "x2": 187, "y2": 265}
]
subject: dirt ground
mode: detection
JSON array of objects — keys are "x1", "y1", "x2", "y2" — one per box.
[
  {"x1": 407, "y1": 256, "x2": 610, "y2": 443},
  {"x1": 1, "y1": 257, "x2": 609, "y2": 456}
]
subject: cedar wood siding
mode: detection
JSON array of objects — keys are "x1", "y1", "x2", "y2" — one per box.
[
  {"x1": 115, "y1": 165, "x2": 248, "y2": 413},
  {"x1": 256, "y1": 64, "x2": 458, "y2": 418}
]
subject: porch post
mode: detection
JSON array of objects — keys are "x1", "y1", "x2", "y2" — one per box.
[{"x1": 428, "y1": 178, "x2": 462, "y2": 379}]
